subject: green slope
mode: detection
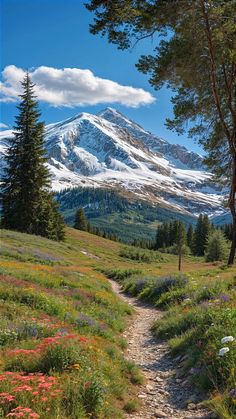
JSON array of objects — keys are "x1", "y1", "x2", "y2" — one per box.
[{"x1": 57, "y1": 187, "x2": 196, "y2": 242}]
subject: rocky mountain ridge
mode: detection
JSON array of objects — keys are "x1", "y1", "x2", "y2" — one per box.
[{"x1": 0, "y1": 108, "x2": 225, "y2": 216}]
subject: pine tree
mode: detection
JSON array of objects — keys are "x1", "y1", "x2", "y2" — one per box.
[
  {"x1": 175, "y1": 221, "x2": 186, "y2": 271},
  {"x1": 187, "y1": 224, "x2": 194, "y2": 251},
  {"x1": 1, "y1": 73, "x2": 65, "y2": 240},
  {"x1": 222, "y1": 224, "x2": 233, "y2": 241},
  {"x1": 74, "y1": 208, "x2": 88, "y2": 231},
  {"x1": 205, "y1": 230, "x2": 228, "y2": 262},
  {"x1": 193, "y1": 214, "x2": 211, "y2": 256}
]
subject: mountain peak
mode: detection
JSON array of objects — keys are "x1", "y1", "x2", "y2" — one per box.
[
  {"x1": 98, "y1": 107, "x2": 126, "y2": 119},
  {"x1": 0, "y1": 107, "x2": 223, "y2": 215}
]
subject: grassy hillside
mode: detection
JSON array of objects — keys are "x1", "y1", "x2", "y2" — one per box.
[
  {"x1": 57, "y1": 187, "x2": 196, "y2": 242},
  {"x1": 0, "y1": 228, "x2": 144, "y2": 419},
  {"x1": 1, "y1": 228, "x2": 235, "y2": 418}
]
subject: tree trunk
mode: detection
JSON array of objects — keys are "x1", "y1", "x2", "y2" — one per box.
[
  {"x1": 228, "y1": 156, "x2": 236, "y2": 265},
  {"x1": 178, "y1": 247, "x2": 182, "y2": 271}
]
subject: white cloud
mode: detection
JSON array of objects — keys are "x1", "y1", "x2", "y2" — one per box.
[
  {"x1": 0, "y1": 122, "x2": 9, "y2": 129},
  {"x1": 0, "y1": 65, "x2": 155, "y2": 108}
]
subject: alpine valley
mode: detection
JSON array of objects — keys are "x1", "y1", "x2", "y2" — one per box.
[{"x1": 0, "y1": 108, "x2": 228, "y2": 240}]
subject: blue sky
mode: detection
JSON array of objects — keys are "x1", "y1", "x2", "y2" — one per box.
[{"x1": 1, "y1": 0, "x2": 202, "y2": 153}]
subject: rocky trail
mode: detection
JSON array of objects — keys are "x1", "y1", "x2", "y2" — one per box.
[{"x1": 110, "y1": 280, "x2": 216, "y2": 419}]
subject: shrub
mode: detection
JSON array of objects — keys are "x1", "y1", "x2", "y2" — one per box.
[
  {"x1": 123, "y1": 278, "x2": 149, "y2": 295},
  {"x1": 39, "y1": 343, "x2": 82, "y2": 373},
  {"x1": 102, "y1": 268, "x2": 141, "y2": 282},
  {"x1": 159, "y1": 244, "x2": 190, "y2": 255},
  {"x1": 139, "y1": 275, "x2": 188, "y2": 302},
  {"x1": 124, "y1": 399, "x2": 140, "y2": 413},
  {"x1": 152, "y1": 308, "x2": 199, "y2": 339},
  {"x1": 0, "y1": 287, "x2": 63, "y2": 316},
  {"x1": 205, "y1": 230, "x2": 228, "y2": 262},
  {"x1": 153, "y1": 303, "x2": 236, "y2": 394},
  {"x1": 155, "y1": 288, "x2": 188, "y2": 308},
  {"x1": 122, "y1": 360, "x2": 144, "y2": 385},
  {"x1": 119, "y1": 246, "x2": 164, "y2": 262},
  {"x1": 80, "y1": 375, "x2": 105, "y2": 416},
  {"x1": 0, "y1": 329, "x2": 18, "y2": 346}
]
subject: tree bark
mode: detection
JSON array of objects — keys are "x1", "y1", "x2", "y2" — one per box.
[
  {"x1": 228, "y1": 155, "x2": 236, "y2": 265},
  {"x1": 178, "y1": 247, "x2": 182, "y2": 271}
]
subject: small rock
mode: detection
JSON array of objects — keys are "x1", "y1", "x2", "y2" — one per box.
[
  {"x1": 181, "y1": 379, "x2": 189, "y2": 386},
  {"x1": 154, "y1": 410, "x2": 168, "y2": 418},
  {"x1": 146, "y1": 384, "x2": 154, "y2": 390},
  {"x1": 157, "y1": 389, "x2": 169, "y2": 395},
  {"x1": 155, "y1": 376, "x2": 164, "y2": 382},
  {"x1": 184, "y1": 417, "x2": 202, "y2": 419},
  {"x1": 174, "y1": 355, "x2": 182, "y2": 362},
  {"x1": 187, "y1": 403, "x2": 197, "y2": 410},
  {"x1": 184, "y1": 395, "x2": 199, "y2": 406},
  {"x1": 159, "y1": 371, "x2": 172, "y2": 378},
  {"x1": 138, "y1": 394, "x2": 147, "y2": 399}
]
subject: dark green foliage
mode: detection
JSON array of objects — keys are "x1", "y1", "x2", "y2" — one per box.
[
  {"x1": 74, "y1": 206, "x2": 119, "y2": 241},
  {"x1": 38, "y1": 343, "x2": 82, "y2": 373},
  {"x1": 175, "y1": 221, "x2": 187, "y2": 271},
  {"x1": 155, "y1": 220, "x2": 186, "y2": 249},
  {"x1": 220, "y1": 223, "x2": 233, "y2": 241},
  {"x1": 123, "y1": 274, "x2": 189, "y2": 306},
  {"x1": 193, "y1": 214, "x2": 211, "y2": 256},
  {"x1": 187, "y1": 224, "x2": 194, "y2": 250},
  {"x1": 102, "y1": 268, "x2": 141, "y2": 282},
  {"x1": 74, "y1": 207, "x2": 89, "y2": 231},
  {"x1": 1, "y1": 74, "x2": 65, "y2": 241},
  {"x1": 162, "y1": 244, "x2": 190, "y2": 256},
  {"x1": 57, "y1": 187, "x2": 195, "y2": 243},
  {"x1": 205, "y1": 230, "x2": 228, "y2": 262},
  {"x1": 119, "y1": 246, "x2": 164, "y2": 263},
  {"x1": 131, "y1": 238, "x2": 153, "y2": 249}
]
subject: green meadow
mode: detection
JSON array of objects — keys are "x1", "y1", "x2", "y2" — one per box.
[{"x1": 0, "y1": 228, "x2": 235, "y2": 418}]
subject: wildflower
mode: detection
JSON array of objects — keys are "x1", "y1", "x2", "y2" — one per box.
[
  {"x1": 229, "y1": 388, "x2": 236, "y2": 397},
  {"x1": 219, "y1": 294, "x2": 230, "y2": 302},
  {"x1": 219, "y1": 347, "x2": 230, "y2": 356},
  {"x1": 221, "y1": 336, "x2": 234, "y2": 344},
  {"x1": 14, "y1": 385, "x2": 33, "y2": 392}
]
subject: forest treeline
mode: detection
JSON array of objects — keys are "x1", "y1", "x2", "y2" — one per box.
[{"x1": 74, "y1": 207, "x2": 230, "y2": 263}]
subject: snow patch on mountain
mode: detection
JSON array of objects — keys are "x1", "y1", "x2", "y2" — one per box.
[{"x1": 0, "y1": 108, "x2": 225, "y2": 216}]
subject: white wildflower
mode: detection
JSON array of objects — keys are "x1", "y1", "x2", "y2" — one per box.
[
  {"x1": 219, "y1": 347, "x2": 230, "y2": 356},
  {"x1": 221, "y1": 336, "x2": 235, "y2": 344}
]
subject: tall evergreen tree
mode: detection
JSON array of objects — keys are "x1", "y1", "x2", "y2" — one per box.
[
  {"x1": 187, "y1": 224, "x2": 194, "y2": 252},
  {"x1": 193, "y1": 214, "x2": 211, "y2": 256},
  {"x1": 74, "y1": 208, "x2": 88, "y2": 231},
  {"x1": 205, "y1": 230, "x2": 228, "y2": 262},
  {"x1": 222, "y1": 223, "x2": 233, "y2": 241},
  {"x1": 175, "y1": 221, "x2": 186, "y2": 271},
  {"x1": 1, "y1": 73, "x2": 65, "y2": 240}
]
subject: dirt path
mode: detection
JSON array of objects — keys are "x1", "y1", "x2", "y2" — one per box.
[{"x1": 110, "y1": 280, "x2": 215, "y2": 419}]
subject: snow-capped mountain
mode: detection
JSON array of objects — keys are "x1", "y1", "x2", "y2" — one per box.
[
  {"x1": 0, "y1": 108, "x2": 225, "y2": 216},
  {"x1": 98, "y1": 108, "x2": 204, "y2": 170}
]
